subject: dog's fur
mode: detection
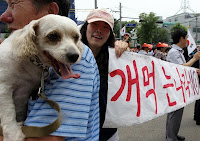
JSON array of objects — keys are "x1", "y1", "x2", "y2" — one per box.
[{"x1": 0, "y1": 14, "x2": 83, "y2": 141}]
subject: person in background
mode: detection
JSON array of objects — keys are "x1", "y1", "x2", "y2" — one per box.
[
  {"x1": 138, "y1": 43, "x2": 150, "y2": 55},
  {"x1": 153, "y1": 47, "x2": 158, "y2": 56},
  {"x1": 135, "y1": 44, "x2": 141, "y2": 53},
  {"x1": 194, "y1": 86, "x2": 200, "y2": 125},
  {"x1": 154, "y1": 42, "x2": 167, "y2": 60},
  {"x1": 183, "y1": 47, "x2": 200, "y2": 125},
  {"x1": 0, "y1": 0, "x2": 100, "y2": 141},
  {"x1": 166, "y1": 28, "x2": 200, "y2": 141},
  {"x1": 193, "y1": 46, "x2": 200, "y2": 125},
  {"x1": 123, "y1": 33, "x2": 131, "y2": 51},
  {"x1": 129, "y1": 48, "x2": 135, "y2": 52},
  {"x1": 148, "y1": 46, "x2": 155, "y2": 56},
  {"x1": 0, "y1": 38, "x2": 2, "y2": 44},
  {"x1": 165, "y1": 47, "x2": 171, "y2": 56},
  {"x1": 123, "y1": 33, "x2": 130, "y2": 42},
  {"x1": 80, "y1": 8, "x2": 128, "y2": 141}
]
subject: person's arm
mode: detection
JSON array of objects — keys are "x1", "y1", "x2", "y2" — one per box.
[
  {"x1": 183, "y1": 52, "x2": 200, "y2": 67},
  {"x1": 25, "y1": 136, "x2": 65, "y2": 141},
  {"x1": 114, "y1": 40, "x2": 128, "y2": 58},
  {"x1": 0, "y1": 136, "x2": 64, "y2": 141},
  {"x1": 182, "y1": 57, "x2": 198, "y2": 66}
]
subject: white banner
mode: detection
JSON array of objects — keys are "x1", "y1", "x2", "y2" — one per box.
[
  {"x1": 187, "y1": 29, "x2": 197, "y2": 55},
  {"x1": 103, "y1": 48, "x2": 200, "y2": 128}
]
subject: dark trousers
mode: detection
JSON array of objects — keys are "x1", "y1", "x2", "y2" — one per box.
[
  {"x1": 166, "y1": 108, "x2": 184, "y2": 141},
  {"x1": 194, "y1": 100, "x2": 200, "y2": 120}
]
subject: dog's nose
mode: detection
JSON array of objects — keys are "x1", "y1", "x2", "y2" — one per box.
[{"x1": 66, "y1": 53, "x2": 79, "y2": 63}]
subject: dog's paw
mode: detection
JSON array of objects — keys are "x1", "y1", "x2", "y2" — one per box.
[
  {"x1": 3, "y1": 127, "x2": 25, "y2": 141},
  {"x1": 15, "y1": 132, "x2": 25, "y2": 141},
  {"x1": 15, "y1": 128, "x2": 25, "y2": 141},
  {"x1": 17, "y1": 121, "x2": 24, "y2": 126}
]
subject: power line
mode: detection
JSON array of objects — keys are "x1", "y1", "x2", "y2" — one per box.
[{"x1": 122, "y1": 6, "x2": 138, "y2": 13}]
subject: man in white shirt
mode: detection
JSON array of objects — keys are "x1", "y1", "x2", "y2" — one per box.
[{"x1": 166, "y1": 28, "x2": 200, "y2": 141}]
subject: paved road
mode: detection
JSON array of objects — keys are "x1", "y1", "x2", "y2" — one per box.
[{"x1": 118, "y1": 102, "x2": 200, "y2": 141}]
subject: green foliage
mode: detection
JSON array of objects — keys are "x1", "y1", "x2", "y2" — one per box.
[
  {"x1": 170, "y1": 23, "x2": 187, "y2": 33},
  {"x1": 113, "y1": 19, "x2": 137, "y2": 39},
  {"x1": 152, "y1": 27, "x2": 169, "y2": 44},
  {"x1": 114, "y1": 12, "x2": 170, "y2": 45},
  {"x1": 4, "y1": 33, "x2": 9, "y2": 38},
  {"x1": 122, "y1": 20, "x2": 137, "y2": 34},
  {"x1": 113, "y1": 19, "x2": 120, "y2": 38},
  {"x1": 4, "y1": 24, "x2": 11, "y2": 38},
  {"x1": 136, "y1": 12, "x2": 159, "y2": 45}
]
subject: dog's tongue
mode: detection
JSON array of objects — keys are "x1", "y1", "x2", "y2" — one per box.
[{"x1": 58, "y1": 62, "x2": 80, "y2": 79}]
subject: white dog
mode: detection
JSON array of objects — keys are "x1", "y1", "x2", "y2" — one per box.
[{"x1": 0, "y1": 14, "x2": 83, "y2": 141}]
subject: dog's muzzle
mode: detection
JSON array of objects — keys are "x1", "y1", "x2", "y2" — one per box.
[
  {"x1": 66, "y1": 53, "x2": 79, "y2": 63},
  {"x1": 43, "y1": 51, "x2": 80, "y2": 79}
]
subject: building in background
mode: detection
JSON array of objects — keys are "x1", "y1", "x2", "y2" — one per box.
[{"x1": 164, "y1": 13, "x2": 200, "y2": 44}]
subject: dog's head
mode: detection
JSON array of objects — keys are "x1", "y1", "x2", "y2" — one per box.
[{"x1": 12, "y1": 14, "x2": 83, "y2": 79}]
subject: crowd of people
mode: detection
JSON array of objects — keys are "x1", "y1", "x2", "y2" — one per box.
[
  {"x1": 0, "y1": 0, "x2": 200, "y2": 141},
  {"x1": 125, "y1": 41, "x2": 172, "y2": 61}
]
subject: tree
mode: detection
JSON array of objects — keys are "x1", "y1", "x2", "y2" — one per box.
[
  {"x1": 122, "y1": 20, "x2": 137, "y2": 34},
  {"x1": 4, "y1": 25, "x2": 11, "y2": 38},
  {"x1": 113, "y1": 19, "x2": 137, "y2": 39},
  {"x1": 152, "y1": 27, "x2": 169, "y2": 44},
  {"x1": 170, "y1": 23, "x2": 187, "y2": 32},
  {"x1": 113, "y1": 19, "x2": 120, "y2": 38},
  {"x1": 136, "y1": 12, "x2": 158, "y2": 45}
]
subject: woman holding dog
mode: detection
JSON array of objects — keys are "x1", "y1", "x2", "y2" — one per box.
[{"x1": 80, "y1": 9, "x2": 128, "y2": 141}]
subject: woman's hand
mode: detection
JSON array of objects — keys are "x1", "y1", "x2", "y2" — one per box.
[{"x1": 114, "y1": 40, "x2": 128, "y2": 58}]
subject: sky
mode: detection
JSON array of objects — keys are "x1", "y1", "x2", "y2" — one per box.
[{"x1": 75, "y1": 0, "x2": 200, "y2": 22}]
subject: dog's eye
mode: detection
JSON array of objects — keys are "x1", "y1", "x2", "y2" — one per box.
[
  {"x1": 74, "y1": 34, "x2": 79, "y2": 42},
  {"x1": 47, "y1": 32, "x2": 61, "y2": 42}
]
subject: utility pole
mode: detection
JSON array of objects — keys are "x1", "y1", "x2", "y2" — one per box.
[
  {"x1": 111, "y1": 3, "x2": 122, "y2": 39},
  {"x1": 95, "y1": 0, "x2": 97, "y2": 9},
  {"x1": 119, "y1": 2, "x2": 122, "y2": 40}
]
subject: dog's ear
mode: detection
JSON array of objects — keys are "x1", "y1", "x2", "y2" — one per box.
[
  {"x1": 76, "y1": 34, "x2": 84, "y2": 61},
  {"x1": 13, "y1": 19, "x2": 40, "y2": 58}
]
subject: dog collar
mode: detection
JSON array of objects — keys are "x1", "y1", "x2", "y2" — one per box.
[{"x1": 30, "y1": 55, "x2": 49, "y2": 72}]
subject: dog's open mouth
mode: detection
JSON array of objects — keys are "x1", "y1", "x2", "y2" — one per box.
[{"x1": 44, "y1": 51, "x2": 80, "y2": 79}]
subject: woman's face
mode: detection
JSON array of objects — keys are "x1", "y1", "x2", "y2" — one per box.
[{"x1": 86, "y1": 21, "x2": 111, "y2": 49}]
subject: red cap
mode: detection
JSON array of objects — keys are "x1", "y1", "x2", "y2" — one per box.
[
  {"x1": 142, "y1": 43, "x2": 153, "y2": 49},
  {"x1": 156, "y1": 42, "x2": 168, "y2": 47}
]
